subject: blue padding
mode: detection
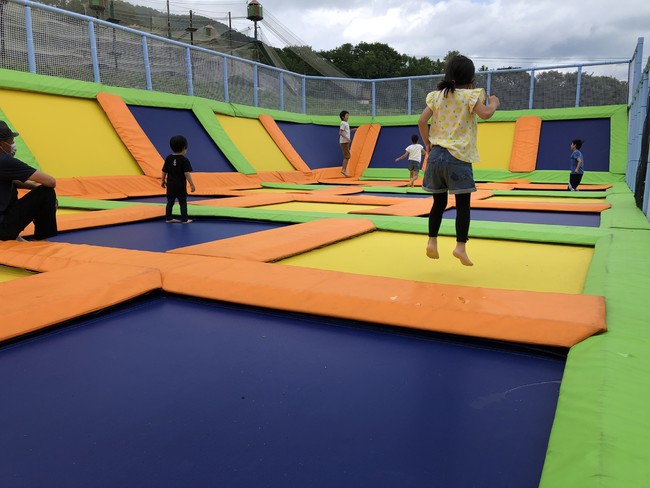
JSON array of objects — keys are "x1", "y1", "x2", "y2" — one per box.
[
  {"x1": 128, "y1": 105, "x2": 235, "y2": 172},
  {"x1": 0, "y1": 294, "x2": 565, "y2": 488},
  {"x1": 116, "y1": 196, "x2": 222, "y2": 204},
  {"x1": 49, "y1": 219, "x2": 287, "y2": 252},
  {"x1": 276, "y1": 122, "x2": 341, "y2": 169},
  {"x1": 445, "y1": 208, "x2": 601, "y2": 227},
  {"x1": 370, "y1": 125, "x2": 422, "y2": 169},
  {"x1": 536, "y1": 119, "x2": 610, "y2": 171}
]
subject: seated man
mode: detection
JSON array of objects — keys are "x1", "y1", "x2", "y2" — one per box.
[{"x1": 0, "y1": 121, "x2": 58, "y2": 241}]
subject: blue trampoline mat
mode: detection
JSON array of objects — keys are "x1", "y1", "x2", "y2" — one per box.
[
  {"x1": 49, "y1": 219, "x2": 288, "y2": 252},
  {"x1": 114, "y1": 196, "x2": 222, "y2": 204},
  {"x1": 0, "y1": 293, "x2": 565, "y2": 488},
  {"x1": 445, "y1": 208, "x2": 601, "y2": 227}
]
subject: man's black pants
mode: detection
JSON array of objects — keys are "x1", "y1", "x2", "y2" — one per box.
[{"x1": 0, "y1": 186, "x2": 58, "y2": 240}]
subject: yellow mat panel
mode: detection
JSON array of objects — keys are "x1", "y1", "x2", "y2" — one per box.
[
  {"x1": 0, "y1": 89, "x2": 141, "y2": 178},
  {"x1": 254, "y1": 202, "x2": 381, "y2": 214},
  {"x1": 0, "y1": 265, "x2": 34, "y2": 283},
  {"x1": 475, "y1": 122, "x2": 516, "y2": 170},
  {"x1": 215, "y1": 115, "x2": 295, "y2": 172},
  {"x1": 486, "y1": 196, "x2": 604, "y2": 204},
  {"x1": 57, "y1": 208, "x2": 90, "y2": 215},
  {"x1": 279, "y1": 231, "x2": 593, "y2": 294}
]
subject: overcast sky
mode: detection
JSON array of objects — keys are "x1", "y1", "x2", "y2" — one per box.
[{"x1": 140, "y1": 0, "x2": 650, "y2": 77}]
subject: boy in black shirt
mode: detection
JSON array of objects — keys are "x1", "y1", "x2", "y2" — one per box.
[{"x1": 161, "y1": 135, "x2": 195, "y2": 223}]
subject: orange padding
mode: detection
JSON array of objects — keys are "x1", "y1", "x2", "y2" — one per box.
[
  {"x1": 96, "y1": 92, "x2": 163, "y2": 177},
  {"x1": 170, "y1": 218, "x2": 375, "y2": 262},
  {"x1": 509, "y1": 116, "x2": 542, "y2": 172},
  {"x1": 20, "y1": 206, "x2": 165, "y2": 237},
  {"x1": 259, "y1": 114, "x2": 310, "y2": 172},
  {"x1": 0, "y1": 262, "x2": 161, "y2": 342},
  {"x1": 0, "y1": 241, "x2": 606, "y2": 347},
  {"x1": 347, "y1": 124, "x2": 381, "y2": 177}
]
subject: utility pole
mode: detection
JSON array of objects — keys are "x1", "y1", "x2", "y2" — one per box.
[
  {"x1": 166, "y1": 0, "x2": 171, "y2": 39},
  {"x1": 228, "y1": 11, "x2": 232, "y2": 49},
  {"x1": 185, "y1": 10, "x2": 197, "y2": 46}
]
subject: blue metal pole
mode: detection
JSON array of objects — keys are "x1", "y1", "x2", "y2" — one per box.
[
  {"x1": 279, "y1": 72, "x2": 284, "y2": 111},
  {"x1": 253, "y1": 64, "x2": 258, "y2": 107},
  {"x1": 185, "y1": 47, "x2": 194, "y2": 97},
  {"x1": 88, "y1": 21, "x2": 100, "y2": 83},
  {"x1": 301, "y1": 77, "x2": 306, "y2": 114},
  {"x1": 24, "y1": 6, "x2": 36, "y2": 74},
  {"x1": 528, "y1": 70, "x2": 535, "y2": 110},
  {"x1": 223, "y1": 58, "x2": 229, "y2": 103},
  {"x1": 575, "y1": 65, "x2": 582, "y2": 107},
  {"x1": 407, "y1": 78, "x2": 412, "y2": 115},
  {"x1": 371, "y1": 81, "x2": 376, "y2": 117},
  {"x1": 142, "y1": 37, "x2": 152, "y2": 90}
]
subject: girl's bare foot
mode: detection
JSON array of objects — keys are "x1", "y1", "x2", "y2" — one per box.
[
  {"x1": 426, "y1": 237, "x2": 439, "y2": 259},
  {"x1": 452, "y1": 247, "x2": 474, "y2": 266}
]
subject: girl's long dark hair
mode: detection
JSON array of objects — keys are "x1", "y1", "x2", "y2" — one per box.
[{"x1": 437, "y1": 55, "x2": 476, "y2": 96}]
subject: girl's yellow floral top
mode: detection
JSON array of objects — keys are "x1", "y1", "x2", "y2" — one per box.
[{"x1": 425, "y1": 88, "x2": 486, "y2": 163}]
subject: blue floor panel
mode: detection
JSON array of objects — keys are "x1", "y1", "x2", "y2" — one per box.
[{"x1": 0, "y1": 294, "x2": 565, "y2": 488}]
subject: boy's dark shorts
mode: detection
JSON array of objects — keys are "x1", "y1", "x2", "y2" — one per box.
[
  {"x1": 407, "y1": 160, "x2": 420, "y2": 172},
  {"x1": 340, "y1": 143, "x2": 351, "y2": 159},
  {"x1": 422, "y1": 146, "x2": 476, "y2": 194}
]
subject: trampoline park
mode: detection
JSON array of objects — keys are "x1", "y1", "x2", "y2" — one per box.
[{"x1": 0, "y1": 63, "x2": 649, "y2": 488}]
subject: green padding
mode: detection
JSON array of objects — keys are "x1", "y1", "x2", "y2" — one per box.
[
  {"x1": 0, "y1": 108, "x2": 38, "y2": 169},
  {"x1": 539, "y1": 230, "x2": 650, "y2": 487},
  {"x1": 609, "y1": 105, "x2": 628, "y2": 174},
  {"x1": 0, "y1": 69, "x2": 99, "y2": 98},
  {"x1": 361, "y1": 168, "x2": 418, "y2": 180},
  {"x1": 471, "y1": 169, "x2": 625, "y2": 184},
  {"x1": 191, "y1": 103, "x2": 256, "y2": 174},
  {"x1": 57, "y1": 197, "x2": 155, "y2": 210},
  {"x1": 490, "y1": 190, "x2": 610, "y2": 198},
  {"x1": 261, "y1": 182, "x2": 338, "y2": 191},
  {"x1": 601, "y1": 192, "x2": 650, "y2": 230}
]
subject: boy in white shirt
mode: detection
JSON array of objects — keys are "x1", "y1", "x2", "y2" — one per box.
[
  {"x1": 339, "y1": 110, "x2": 356, "y2": 177},
  {"x1": 395, "y1": 134, "x2": 426, "y2": 187}
]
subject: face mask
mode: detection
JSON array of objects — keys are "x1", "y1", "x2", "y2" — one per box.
[{"x1": 9, "y1": 143, "x2": 16, "y2": 156}]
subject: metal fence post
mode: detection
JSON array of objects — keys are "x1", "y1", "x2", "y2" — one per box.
[
  {"x1": 575, "y1": 65, "x2": 582, "y2": 107},
  {"x1": 301, "y1": 77, "x2": 306, "y2": 114},
  {"x1": 528, "y1": 70, "x2": 535, "y2": 110},
  {"x1": 185, "y1": 47, "x2": 193, "y2": 97},
  {"x1": 88, "y1": 20, "x2": 100, "y2": 83},
  {"x1": 142, "y1": 36, "x2": 152, "y2": 90},
  {"x1": 371, "y1": 80, "x2": 376, "y2": 117},
  {"x1": 253, "y1": 64, "x2": 258, "y2": 107},
  {"x1": 279, "y1": 72, "x2": 284, "y2": 111},
  {"x1": 223, "y1": 57, "x2": 229, "y2": 103},
  {"x1": 24, "y1": 6, "x2": 36, "y2": 74},
  {"x1": 407, "y1": 78, "x2": 412, "y2": 115}
]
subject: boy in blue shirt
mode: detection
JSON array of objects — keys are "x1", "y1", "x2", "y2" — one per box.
[{"x1": 568, "y1": 139, "x2": 584, "y2": 191}]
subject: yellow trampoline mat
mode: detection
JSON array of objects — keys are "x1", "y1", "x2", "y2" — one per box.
[
  {"x1": 475, "y1": 122, "x2": 515, "y2": 170},
  {"x1": 215, "y1": 115, "x2": 295, "y2": 172},
  {"x1": 0, "y1": 265, "x2": 34, "y2": 283},
  {"x1": 279, "y1": 231, "x2": 593, "y2": 294},
  {"x1": 57, "y1": 208, "x2": 90, "y2": 215},
  {"x1": 0, "y1": 89, "x2": 141, "y2": 178},
  {"x1": 486, "y1": 196, "x2": 604, "y2": 204},
  {"x1": 253, "y1": 202, "x2": 381, "y2": 214}
]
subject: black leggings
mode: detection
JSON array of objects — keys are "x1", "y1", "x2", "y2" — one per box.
[
  {"x1": 0, "y1": 185, "x2": 58, "y2": 240},
  {"x1": 428, "y1": 192, "x2": 471, "y2": 243},
  {"x1": 569, "y1": 173, "x2": 583, "y2": 190}
]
